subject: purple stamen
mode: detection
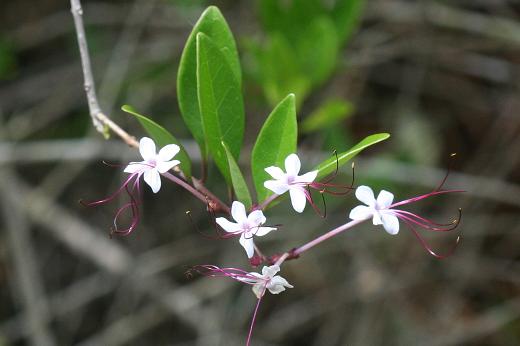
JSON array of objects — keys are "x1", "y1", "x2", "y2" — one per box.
[
  {"x1": 304, "y1": 186, "x2": 327, "y2": 218},
  {"x1": 389, "y1": 189, "x2": 464, "y2": 209},
  {"x1": 403, "y1": 219, "x2": 462, "y2": 259},
  {"x1": 392, "y1": 210, "x2": 462, "y2": 232},
  {"x1": 188, "y1": 265, "x2": 263, "y2": 283},
  {"x1": 393, "y1": 209, "x2": 460, "y2": 227},
  {"x1": 81, "y1": 172, "x2": 143, "y2": 236}
]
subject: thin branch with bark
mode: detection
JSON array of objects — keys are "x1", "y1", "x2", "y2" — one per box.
[{"x1": 70, "y1": 0, "x2": 138, "y2": 147}]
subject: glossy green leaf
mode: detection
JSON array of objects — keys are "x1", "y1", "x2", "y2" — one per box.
[
  {"x1": 196, "y1": 33, "x2": 244, "y2": 183},
  {"x1": 301, "y1": 98, "x2": 353, "y2": 133},
  {"x1": 122, "y1": 105, "x2": 192, "y2": 179},
  {"x1": 222, "y1": 142, "x2": 252, "y2": 209},
  {"x1": 315, "y1": 133, "x2": 390, "y2": 179},
  {"x1": 251, "y1": 94, "x2": 297, "y2": 202},
  {"x1": 177, "y1": 6, "x2": 241, "y2": 159}
]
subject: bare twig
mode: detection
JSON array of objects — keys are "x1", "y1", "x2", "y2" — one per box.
[
  {"x1": 70, "y1": 0, "x2": 138, "y2": 147},
  {"x1": 70, "y1": 0, "x2": 103, "y2": 133}
]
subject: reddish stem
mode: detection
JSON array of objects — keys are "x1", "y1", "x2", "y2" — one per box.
[{"x1": 268, "y1": 218, "x2": 367, "y2": 266}]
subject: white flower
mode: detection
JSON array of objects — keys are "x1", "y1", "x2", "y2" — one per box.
[
  {"x1": 239, "y1": 265, "x2": 293, "y2": 298},
  {"x1": 124, "y1": 137, "x2": 180, "y2": 193},
  {"x1": 216, "y1": 201, "x2": 277, "y2": 258},
  {"x1": 349, "y1": 185, "x2": 399, "y2": 235},
  {"x1": 264, "y1": 154, "x2": 318, "y2": 213}
]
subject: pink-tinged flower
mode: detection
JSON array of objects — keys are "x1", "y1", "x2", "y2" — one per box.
[
  {"x1": 189, "y1": 264, "x2": 293, "y2": 346},
  {"x1": 124, "y1": 137, "x2": 180, "y2": 193},
  {"x1": 81, "y1": 137, "x2": 180, "y2": 236},
  {"x1": 264, "y1": 154, "x2": 318, "y2": 213},
  {"x1": 190, "y1": 264, "x2": 293, "y2": 298},
  {"x1": 216, "y1": 201, "x2": 276, "y2": 258},
  {"x1": 263, "y1": 153, "x2": 353, "y2": 215},
  {"x1": 349, "y1": 185, "x2": 463, "y2": 258}
]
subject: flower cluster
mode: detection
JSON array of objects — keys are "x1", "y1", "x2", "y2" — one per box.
[{"x1": 84, "y1": 137, "x2": 462, "y2": 345}]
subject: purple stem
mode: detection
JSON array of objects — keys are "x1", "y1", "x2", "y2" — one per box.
[
  {"x1": 246, "y1": 290, "x2": 265, "y2": 346},
  {"x1": 257, "y1": 194, "x2": 279, "y2": 210},
  {"x1": 161, "y1": 172, "x2": 207, "y2": 202},
  {"x1": 161, "y1": 172, "x2": 230, "y2": 214},
  {"x1": 293, "y1": 218, "x2": 366, "y2": 257}
]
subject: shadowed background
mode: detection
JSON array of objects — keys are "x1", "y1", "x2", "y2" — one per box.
[{"x1": 1, "y1": 0, "x2": 519, "y2": 345}]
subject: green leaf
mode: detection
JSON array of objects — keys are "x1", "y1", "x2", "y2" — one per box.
[
  {"x1": 177, "y1": 6, "x2": 241, "y2": 159},
  {"x1": 122, "y1": 105, "x2": 192, "y2": 179},
  {"x1": 331, "y1": 0, "x2": 366, "y2": 44},
  {"x1": 301, "y1": 98, "x2": 354, "y2": 133},
  {"x1": 251, "y1": 94, "x2": 297, "y2": 202},
  {"x1": 260, "y1": 34, "x2": 310, "y2": 107},
  {"x1": 296, "y1": 16, "x2": 338, "y2": 85},
  {"x1": 196, "y1": 33, "x2": 244, "y2": 183},
  {"x1": 258, "y1": 0, "x2": 324, "y2": 43},
  {"x1": 222, "y1": 142, "x2": 252, "y2": 209},
  {"x1": 315, "y1": 133, "x2": 390, "y2": 179}
]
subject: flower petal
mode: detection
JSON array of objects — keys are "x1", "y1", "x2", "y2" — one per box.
[
  {"x1": 376, "y1": 190, "x2": 394, "y2": 209},
  {"x1": 265, "y1": 166, "x2": 285, "y2": 180},
  {"x1": 266, "y1": 276, "x2": 293, "y2": 294},
  {"x1": 349, "y1": 205, "x2": 373, "y2": 221},
  {"x1": 231, "y1": 201, "x2": 247, "y2": 223},
  {"x1": 296, "y1": 170, "x2": 318, "y2": 184},
  {"x1": 157, "y1": 144, "x2": 180, "y2": 161},
  {"x1": 261, "y1": 265, "x2": 280, "y2": 278},
  {"x1": 124, "y1": 161, "x2": 146, "y2": 174},
  {"x1": 139, "y1": 137, "x2": 156, "y2": 161},
  {"x1": 381, "y1": 213, "x2": 400, "y2": 235},
  {"x1": 143, "y1": 169, "x2": 161, "y2": 193},
  {"x1": 156, "y1": 160, "x2": 180, "y2": 174},
  {"x1": 252, "y1": 283, "x2": 266, "y2": 299},
  {"x1": 289, "y1": 187, "x2": 307, "y2": 213},
  {"x1": 254, "y1": 226, "x2": 276, "y2": 237},
  {"x1": 355, "y1": 185, "x2": 375, "y2": 206},
  {"x1": 284, "y1": 153, "x2": 301, "y2": 176},
  {"x1": 215, "y1": 217, "x2": 241, "y2": 233},
  {"x1": 239, "y1": 234, "x2": 255, "y2": 258},
  {"x1": 372, "y1": 211, "x2": 383, "y2": 225},
  {"x1": 247, "y1": 210, "x2": 266, "y2": 226},
  {"x1": 264, "y1": 180, "x2": 289, "y2": 195}
]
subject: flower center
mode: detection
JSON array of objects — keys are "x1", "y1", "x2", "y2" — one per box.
[{"x1": 147, "y1": 159, "x2": 157, "y2": 168}]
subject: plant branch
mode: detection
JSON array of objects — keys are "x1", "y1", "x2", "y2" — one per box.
[
  {"x1": 268, "y1": 218, "x2": 366, "y2": 265},
  {"x1": 70, "y1": 0, "x2": 231, "y2": 214},
  {"x1": 70, "y1": 0, "x2": 138, "y2": 147},
  {"x1": 257, "y1": 193, "x2": 279, "y2": 210}
]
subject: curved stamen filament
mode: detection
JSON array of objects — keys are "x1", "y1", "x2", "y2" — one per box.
[
  {"x1": 305, "y1": 185, "x2": 327, "y2": 218},
  {"x1": 80, "y1": 173, "x2": 138, "y2": 207},
  {"x1": 320, "y1": 150, "x2": 340, "y2": 184},
  {"x1": 111, "y1": 187, "x2": 140, "y2": 236},
  {"x1": 435, "y1": 153, "x2": 457, "y2": 192},
  {"x1": 188, "y1": 265, "x2": 260, "y2": 283},
  {"x1": 389, "y1": 189, "x2": 464, "y2": 209},
  {"x1": 392, "y1": 209, "x2": 462, "y2": 232},
  {"x1": 403, "y1": 219, "x2": 462, "y2": 259}
]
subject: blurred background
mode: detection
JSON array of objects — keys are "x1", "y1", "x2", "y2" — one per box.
[{"x1": 1, "y1": 0, "x2": 520, "y2": 345}]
